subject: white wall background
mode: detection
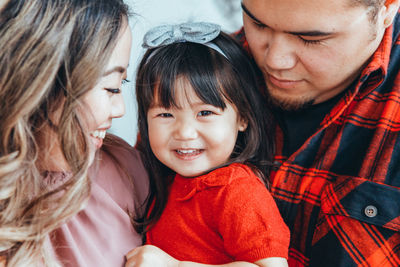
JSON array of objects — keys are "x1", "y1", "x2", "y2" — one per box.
[{"x1": 108, "y1": 0, "x2": 243, "y2": 145}]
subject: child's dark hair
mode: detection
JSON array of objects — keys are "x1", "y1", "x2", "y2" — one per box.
[{"x1": 134, "y1": 31, "x2": 275, "y2": 235}]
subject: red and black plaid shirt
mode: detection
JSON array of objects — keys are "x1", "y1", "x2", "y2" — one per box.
[{"x1": 236, "y1": 12, "x2": 400, "y2": 267}]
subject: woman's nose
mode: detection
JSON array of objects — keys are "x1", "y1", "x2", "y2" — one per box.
[{"x1": 111, "y1": 93, "x2": 126, "y2": 119}]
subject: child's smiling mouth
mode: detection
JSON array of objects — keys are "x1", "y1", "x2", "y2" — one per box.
[{"x1": 174, "y1": 149, "x2": 204, "y2": 159}]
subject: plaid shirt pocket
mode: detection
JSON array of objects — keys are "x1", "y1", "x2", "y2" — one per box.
[{"x1": 311, "y1": 176, "x2": 400, "y2": 266}]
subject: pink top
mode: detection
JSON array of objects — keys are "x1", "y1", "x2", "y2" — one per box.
[{"x1": 47, "y1": 136, "x2": 148, "y2": 267}]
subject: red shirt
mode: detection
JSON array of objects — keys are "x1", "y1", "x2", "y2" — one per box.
[
  {"x1": 236, "y1": 11, "x2": 400, "y2": 267},
  {"x1": 147, "y1": 163, "x2": 290, "y2": 264}
]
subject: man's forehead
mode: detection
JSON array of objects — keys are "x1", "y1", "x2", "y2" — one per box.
[{"x1": 242, "y1": 0, "x2": 370, "y2": 33}]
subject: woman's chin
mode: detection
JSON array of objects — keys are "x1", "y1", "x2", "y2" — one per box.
[
  {"x1": 91, "y1": 136, "x2": 104, "y2": 149},
  {"x1": 89, "y1": 130, "x2": 106, "y2": 149}
]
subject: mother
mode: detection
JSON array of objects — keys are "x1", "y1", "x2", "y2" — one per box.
[{"x1": 0, "y1": 0, "x2": 147, "y2": 266}]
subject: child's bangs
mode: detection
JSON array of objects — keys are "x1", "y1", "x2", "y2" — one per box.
[{"x1": 150, "y1": 43, "x2": 229, "y2": 110}]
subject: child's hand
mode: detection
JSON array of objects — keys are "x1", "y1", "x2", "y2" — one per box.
[
  {"x1": 125, "y1": 246, "x2": 288, "y2": 267},
  {"x1": 125, "y1": 244, "x2": 179, "y2": 267}
]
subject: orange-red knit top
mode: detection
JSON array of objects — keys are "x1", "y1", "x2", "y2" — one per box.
[{"x1": 147, "y1": 163, "x2": 290, "y2": 264}]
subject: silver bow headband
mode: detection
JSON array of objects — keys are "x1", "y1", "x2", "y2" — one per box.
[{"x1": 142, "y1": 22, "x2": 221, "y2": 48}]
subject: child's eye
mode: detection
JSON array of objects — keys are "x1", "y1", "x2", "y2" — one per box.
[
  {"x1": 197, "y1": 110, "x2": 213, "y2": 117},
  {"x1": 122, "y1": 79, "x2": 130, "y2": 84},
  {"x1": 105, "y1": 88, "x2": 121, "y2": 94},
  {"x1": 158, "y1": 113, "x2": 173, "y2": 118}
]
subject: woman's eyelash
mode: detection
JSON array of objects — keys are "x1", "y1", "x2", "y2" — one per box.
[
  {"x1": 106, "y1": 88, "x2": 121, "y2": 94},
  {"x1": 106, "y1": 79, "x2": 130, "y2": 94}
]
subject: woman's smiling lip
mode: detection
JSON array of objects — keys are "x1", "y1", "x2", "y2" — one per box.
[
  {"x1": 89, "y1": 127, "x2": 110, "y2": 149},
  {"x1": 267, "y1": 73, "x2": 303, "y2": 90}
]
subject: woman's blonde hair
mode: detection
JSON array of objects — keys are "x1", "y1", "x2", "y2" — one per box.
[{"x1": 0, "y1": 0, "x2": 129, "y2": 265}]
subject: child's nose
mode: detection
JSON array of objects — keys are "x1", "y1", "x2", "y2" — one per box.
[{"x1": 173, "y1": 119, "x2": 198, "y2": 140}]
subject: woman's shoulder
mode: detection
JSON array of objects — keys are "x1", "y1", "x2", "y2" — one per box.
[
  {"x1": 99, "y1": 134, "x2": 148, "y2": 177},
  {"x1": 101, "y1": 134, "x2": 142, "y2": 161},
  {"x1": 92, "y1": 134, "x2": 149, "y2": 207}
]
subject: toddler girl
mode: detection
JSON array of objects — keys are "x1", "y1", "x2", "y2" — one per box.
[{"x1": 128, "y1": 22, "x2": 289, "y2": 267}]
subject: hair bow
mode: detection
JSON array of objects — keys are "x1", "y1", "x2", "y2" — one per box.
[{"x1": 142, "y1": 22, "x2": 221, "y2": 48}]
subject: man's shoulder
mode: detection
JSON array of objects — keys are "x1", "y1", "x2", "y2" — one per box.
[{"x1": 232, "y1": 27, "x2": 251, "y2": 54}]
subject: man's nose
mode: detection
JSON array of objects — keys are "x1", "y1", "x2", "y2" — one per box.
[{"x1": 264, "y1": 33, "x2": 297, "y2": 71}]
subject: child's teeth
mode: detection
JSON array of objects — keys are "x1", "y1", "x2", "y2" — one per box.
[{"x1": 178, "y1": 149, "x2": 197, "y2": 154}]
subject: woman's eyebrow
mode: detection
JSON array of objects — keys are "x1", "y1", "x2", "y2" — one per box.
[{"x1": 103, "y1": 66, "x2": 126, "y2": 76}]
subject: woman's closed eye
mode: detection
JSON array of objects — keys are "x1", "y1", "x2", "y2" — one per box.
[
  {"x1": 105, "y1": 79, "x2": 129, "y2": 94},
  {"x1": 105, "y1": 88, "x2": 121, "y2": 94}
]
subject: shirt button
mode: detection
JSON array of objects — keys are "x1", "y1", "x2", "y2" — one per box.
[{"x1": 364, "y1": 205, "x2": 378, "y2": 218}]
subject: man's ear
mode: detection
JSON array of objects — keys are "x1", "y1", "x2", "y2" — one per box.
[
  {"x1": 382, "y1": 0, "x2": 400, "y2": 28},
  {"x1": 238, "y1": 118, "x2": 248, "y2": 132}
]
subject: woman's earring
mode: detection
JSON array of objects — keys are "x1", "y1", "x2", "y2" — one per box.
[{"x1": 384, "y1": 18, "x2": 391, "y2": 27}]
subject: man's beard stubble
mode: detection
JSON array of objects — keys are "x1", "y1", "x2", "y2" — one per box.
[{"x1": 266, "y1": 88, "x2": 316, "y2": 112}]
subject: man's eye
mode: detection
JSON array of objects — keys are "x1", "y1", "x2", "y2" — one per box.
[
  {"x1": 298, "y1": 36, "x2": 322, "y2": 46},
  {"x1": 106, "y1": 88, "x2": 121, "y2": 94},
  {"x1": 198, "y1": 110, "x2": 213, "y2": 117},
  {"x1": 253, "y1": 21, "x2": 266, "y2": 29}
]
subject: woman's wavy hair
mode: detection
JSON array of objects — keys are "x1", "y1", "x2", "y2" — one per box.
[
  {"x1": 135, "y1": 32, "x2": 275, "y2": 237},
  {"x1": 0, "y1": 0, "x2": 128, "y2": 265}
]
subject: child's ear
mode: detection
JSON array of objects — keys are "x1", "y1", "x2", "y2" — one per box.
[{"x1": 238, "y1": 118, "x2": 248, "y2": 132}]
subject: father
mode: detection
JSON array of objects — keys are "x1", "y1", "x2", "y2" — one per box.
[{"x1": 237, "y1": 0, "x2": 400, "y2": 266}]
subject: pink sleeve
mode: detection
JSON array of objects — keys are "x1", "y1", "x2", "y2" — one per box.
[{"x1": 50, "y1": 135, "x2": 149, "y2": 267}]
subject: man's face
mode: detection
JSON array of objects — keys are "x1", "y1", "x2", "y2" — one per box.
[{"x1": 242, "y1": 0, "x2": 387, "y2": 110}]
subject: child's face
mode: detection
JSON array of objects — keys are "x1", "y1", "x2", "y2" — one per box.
[{"x1": 147, "y1": 79, "x2": 247, "y2": 177}]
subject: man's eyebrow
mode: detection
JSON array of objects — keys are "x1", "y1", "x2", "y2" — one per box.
[
  {"x1": 103, "y1": 66, "x2": 126, "y2": 76},
  {"x1": 241, "y1": 2, "x2": 333, "y2": 37},
  {"x1": 241, "y1": 2, "x2": 265, "y2": 26},
  {"x1": 286, "y1": 30, "x2": 333, "y2": 37}
]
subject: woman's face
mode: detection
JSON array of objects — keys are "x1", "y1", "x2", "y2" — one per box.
[
  {"x1": 82, "y1": 24, "x2": 132, "y2": 150},
  {"x1": 0, "y1": 0, "x2": 7, "y2": 11}
]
